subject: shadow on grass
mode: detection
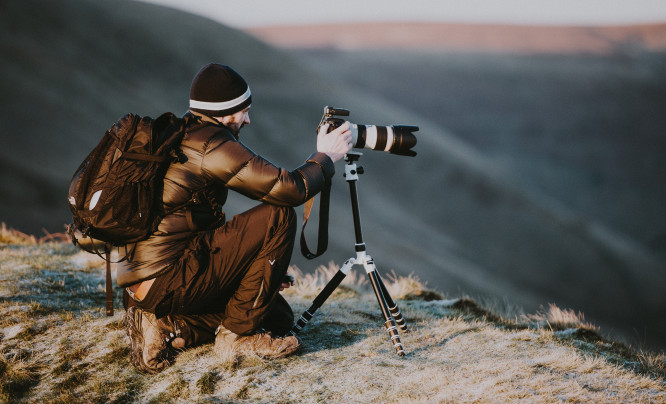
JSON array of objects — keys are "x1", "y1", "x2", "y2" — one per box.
[
  {"x1": 298, "y1": 320, "x2": 373, "y2": 354},
  {"x1": 406, "y1": 326, "x2": 482, "y2": 358}
]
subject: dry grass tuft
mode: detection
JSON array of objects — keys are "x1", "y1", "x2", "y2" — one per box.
[
  {"x1": 0, "y1": 351, "x2": 41, "y2": 402},
  {"x1": 0, "y1": 223, "x2": 38, "y2": 245},
  {"x1": 0, "y1": 222, "x2": 68, "y2": 245},
  {"x1": 384, "y1": 271, "x2": 443, "y2": 301},
  {"x1": 286, "y1": 263, "x2": 442, "y2": 302},
  {"x1": 525, "y1": 303, "x2": 599, "y2": 332},
  {"x1": 285, "y1": 261, "x2": 369, "y2": 298},
  {"x1": 197, "y1": 370, "x2": 219, "y2": 395},
  {"x1": 635, "y1": 350, "x2": 666, "y2": 379},
  {"x1": 449, "y1": 297, "x2": 518, "y2": 329}
]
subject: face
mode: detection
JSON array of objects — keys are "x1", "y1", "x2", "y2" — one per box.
[{"x1": 218, "y1": 106, "x2": 251, "y2": 137}]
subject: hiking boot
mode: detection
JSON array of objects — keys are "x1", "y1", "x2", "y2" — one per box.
[
  {"x1": 214, "y1": 325, "x2": 301, "y2": 359},
  {"x1": 125, "y1": 306, "x2": 187, "y2": 374}
]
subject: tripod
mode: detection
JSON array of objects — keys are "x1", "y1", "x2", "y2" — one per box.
[{"x1": 287, "y1": 151, "x2": 409, "y2": 356}]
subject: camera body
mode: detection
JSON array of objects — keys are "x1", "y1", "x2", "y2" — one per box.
[{"x1": 317, "y1": 106, "x2": 418, "y2": 157}]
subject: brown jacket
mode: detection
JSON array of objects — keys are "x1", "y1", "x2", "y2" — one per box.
[{"x1": 116, "y1": 113, "x2": 335, "y2": 287}]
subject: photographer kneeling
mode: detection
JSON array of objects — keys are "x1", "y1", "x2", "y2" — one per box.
[{"x1": 121, "y1": 63, "x2": 352, "y2": 373}]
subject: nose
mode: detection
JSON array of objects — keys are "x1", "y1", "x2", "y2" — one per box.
[{"x1": 244, "y1": 113, "x2": 251, "y2": 125}]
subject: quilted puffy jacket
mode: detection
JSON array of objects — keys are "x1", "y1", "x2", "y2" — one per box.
[{"x1": 116, "y1": 113, "x2": 335, "y2": 287}]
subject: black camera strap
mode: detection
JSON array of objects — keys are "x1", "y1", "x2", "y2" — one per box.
[{"x1": 300, "y1": 180, "x2": 331, "y2": 259}]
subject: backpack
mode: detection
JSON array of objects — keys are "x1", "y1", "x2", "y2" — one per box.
[{"x1": 67, "y1": 112, "x2": 190, "y2": 247}]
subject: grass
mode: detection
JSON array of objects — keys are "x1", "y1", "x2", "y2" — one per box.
[
  {"x1": 0, "y1": 224, "x2": 69, "y2": 246},
  {"x1": 0, "y1": 233, "x2": 664, "y2": 402}
]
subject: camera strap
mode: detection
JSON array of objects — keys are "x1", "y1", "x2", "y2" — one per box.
[{"x1": 300, "y1": 180, "x2": 331, "y2": 259}]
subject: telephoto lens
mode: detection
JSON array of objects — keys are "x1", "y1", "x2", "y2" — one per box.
[
  {"x1": 318, "y1": 106, "x2": 419, "y2": 156},
  {"x1": 350, "y1": 124, "x2": 418, "y2": 156}
]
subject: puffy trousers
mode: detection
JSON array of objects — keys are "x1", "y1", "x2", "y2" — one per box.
[{"x1": 128, "y1": 203, "x2": 297, "y2": 345}]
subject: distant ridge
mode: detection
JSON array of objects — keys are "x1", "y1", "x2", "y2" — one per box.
[{"x1": 247, "y1": 23, "x2": 666, "y2": 53}]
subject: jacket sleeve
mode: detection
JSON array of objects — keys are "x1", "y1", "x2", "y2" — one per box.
[{"x1": 200, "y1": 132, "x2": 335, "y2": 206}]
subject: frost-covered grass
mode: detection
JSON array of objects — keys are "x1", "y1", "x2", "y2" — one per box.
[{"x1": 0, "y1": 238, "x2": 664, "y2": 403}]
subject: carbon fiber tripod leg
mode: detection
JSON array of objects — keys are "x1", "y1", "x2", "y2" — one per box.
[
  {"x1": 368, "y1": 269, "x2": 405, "y2": 356},
  {"x1": 287, "y1": 259, "x2": 353, "y2": 337},
  {"x1": 377, "y1": 273, "x2": 409, "y2": 333},
  {"x1": 358, "y1": 253, "x2": 406, "y2": 356}
]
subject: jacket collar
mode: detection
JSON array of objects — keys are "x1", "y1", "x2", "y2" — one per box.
[
  {"x1": 185, "y1": 110, "x2": 240, "y2": 139},
  {"x1": 187, "y1": 110, "x2": 222, "y2": 126}
]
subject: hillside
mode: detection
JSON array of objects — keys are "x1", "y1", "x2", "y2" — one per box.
[
  {"x1": 291, "y1": 47, "x2": 666, "y2": 259},
  {"x1": 251, "y1": 21, "x2": 666, "y2": 263},
  {"x1": 1, "y1": 0, "x2": 665, "y2": 351},
  {"x1": 0, "y1": 238, "x2": 664, "y2": 402}
]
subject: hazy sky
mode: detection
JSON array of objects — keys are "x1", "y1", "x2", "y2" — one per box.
[{"x1": 140, "y1": 0, "x2": 666, "y2": 28}]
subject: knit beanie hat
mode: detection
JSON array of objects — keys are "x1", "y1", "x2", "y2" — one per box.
[{"x1": 189, "y1": 63, "x2": 252, "y2": 117}]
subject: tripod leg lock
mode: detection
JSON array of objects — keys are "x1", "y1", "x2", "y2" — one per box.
[
  {"x1": 385, "y1": 319, "x2": 405, "y2": 356},
  {"x1": 288, "y1": 309, "x2": 314, "y2": 336},
  {"x1": 388, "y1": 304, "x2": 409, "y2": 333}
]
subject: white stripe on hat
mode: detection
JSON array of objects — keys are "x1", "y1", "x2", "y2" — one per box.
[{"x1": 189, "y1": 87, "x2": 251, "y2": 111}]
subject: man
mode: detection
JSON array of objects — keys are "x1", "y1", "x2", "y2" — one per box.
[{"x1": 120, "y1": 63, "x2": 352, "y2": 373}]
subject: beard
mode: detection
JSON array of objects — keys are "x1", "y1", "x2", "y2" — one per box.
[{"x1": 229, "y1": 123, "x2": 244, "y2": 139}]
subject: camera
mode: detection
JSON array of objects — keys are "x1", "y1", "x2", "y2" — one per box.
[{"x1": 317, "y1": 106, "x2": 418, "y2": 157}]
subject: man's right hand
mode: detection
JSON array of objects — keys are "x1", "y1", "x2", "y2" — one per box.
[{"x1": 317, "y1": 121, "x2": 353, "y2": 163}]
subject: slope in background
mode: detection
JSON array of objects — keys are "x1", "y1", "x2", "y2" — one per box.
[
  {"x1": 251, "y1": 23, "x2": 666, "y2": 256},
  {"x1": 252, "y1": 22, "x2": 666, "y2": 349}
]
